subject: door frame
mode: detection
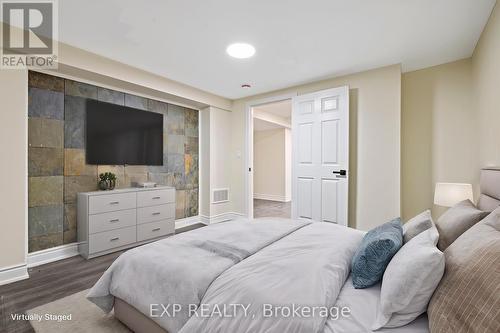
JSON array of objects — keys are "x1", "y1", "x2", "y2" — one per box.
[{"x1": 244, "y1": 92, "x2": 297, "y2": 219}]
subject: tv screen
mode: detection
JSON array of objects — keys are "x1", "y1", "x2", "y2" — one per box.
[{"x1": 86, "y1": 100, "x2": 163, "y2": 165}]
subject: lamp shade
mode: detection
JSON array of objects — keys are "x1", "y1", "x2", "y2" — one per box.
[{"x1": 434, "y1": 183, "x2": 473, "y2": 207}]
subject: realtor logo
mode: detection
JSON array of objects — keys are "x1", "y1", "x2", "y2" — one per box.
[{"x1": 1, "y1": 0, "x2": 58, "y2": 69}]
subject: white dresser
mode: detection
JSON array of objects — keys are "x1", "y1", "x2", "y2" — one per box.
[{"x1": 77, "y1": 186, "x2": 176, "y2": 259}]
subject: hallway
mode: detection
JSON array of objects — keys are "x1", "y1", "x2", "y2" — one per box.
[{"x1": 254, "y1": 199, "x2": 291, "y2": 219}]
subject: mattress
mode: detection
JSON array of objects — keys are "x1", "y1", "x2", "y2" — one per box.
[{"x1": 325, "y1": 277, "x2": 429, "y2": 333}]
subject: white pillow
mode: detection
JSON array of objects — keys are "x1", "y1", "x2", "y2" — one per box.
[
  {"x1": 402, "y1": 209, "x2": 434, "y2": 243},
  {"x1": 372, "y1": 226, "x2": 444, "y2": 330}
]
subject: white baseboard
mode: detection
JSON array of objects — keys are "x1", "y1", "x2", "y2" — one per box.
[
  {"x1": 175, "y1": 215, "x2": 205, "y2": 229},
  {"x1": 13, "y1": 214, "x2": 240, "y2": 279},
  {"x1": 27, "y1": 243, "x2": 80, "y2": 268},
  {"x1": 0, "y1": 263, "x2": 29, "y2": 286},
  {"x1": 254, "y1": 193, "x2": 291, "y2": 202},
  {"x1": 200, "y1": 212, "x2": 246, "y2": 224}
]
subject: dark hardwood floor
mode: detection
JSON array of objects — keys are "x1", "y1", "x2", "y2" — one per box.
[{"x1": 0, "y1": 223, "x2": 204, "y2": 333}]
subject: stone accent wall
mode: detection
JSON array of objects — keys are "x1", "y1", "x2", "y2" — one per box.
[{"x1": 28, "y1": 71, "x2": 199, "y2": 252}]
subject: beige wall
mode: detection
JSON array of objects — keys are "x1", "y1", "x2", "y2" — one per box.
[
  {"x1": 0, "y1": 69, "x2": 28, "y2": 269},
  {"x1": 173, "y1": 105, "x2": 234, "y2": 220},
  {"x1": 402, "y1": 59, "x2": 478, "y2": 220},
  {"x1": 253, "y1": 128, "x2": 291, "y2": 201},
  {"x1": 284, "y1": 128, "x2": 292, "y2": 200},
  {"x1": 199, "y1": 107, "x2": 211, "y2": 217},
  {"x1": 199, "y1": 106, "x2": 233, "y2": 219},
  {"x1": 209, "y1": 107, "x2": 233, "y2": 216},
  {"x1": 473, "y1": 3, "x2": 500, "y2": 168},
  {"x1": 402, "y1": 3, "x2": 500, "y2": 221},
  {"x1": 232, "y1": 65, "x2": 402, "y2": 230}
]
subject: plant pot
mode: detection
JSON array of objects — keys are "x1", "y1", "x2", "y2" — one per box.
[{"x1": 98, "y1": 179, "x2": 116, "y2": 191}]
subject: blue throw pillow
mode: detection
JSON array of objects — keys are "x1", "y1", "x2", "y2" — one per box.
[{"x1": 351, "y1": 218, "x2": 403, "y2": 289}]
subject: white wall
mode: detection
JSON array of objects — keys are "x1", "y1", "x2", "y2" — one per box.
[
  {"x1": 232, "y1": 65, "x2": 402, "y2": 230},
  {"x1": 0, "y1": 69, "x2": 28, "y2": 277},
  {"x1": 253, "y1": 128, "x2": 291, "y2": 202}
]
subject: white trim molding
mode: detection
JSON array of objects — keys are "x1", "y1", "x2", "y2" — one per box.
[
  {"x1": 28, "y1": 216, "x2": 206, "y2": 268},
  {"x1": 175, "y1": 215, "x2": 205, "y2": 229},
  {"x1": 253, "y1": 193, "x2": 291, "y2": 202},
  {"x1": 27, "y1": 243, "x2": 79, "y2": 268},
  {"x1": 19, "y1": 214, "x2": 238, "y2": 274},
  {"x1": 0, "y1": 263, "x2": 29, "y2": 286},
  {"x1": 200, "y1": 212, "x2": 246, "y2": 225},
  {"x1": 244, "y1": 92, "x2": 298, "y2": 219}
]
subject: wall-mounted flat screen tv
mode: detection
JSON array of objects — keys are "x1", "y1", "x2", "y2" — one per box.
[{"x1": 86, "y1": 100, "x2": 163, "y2": 165}]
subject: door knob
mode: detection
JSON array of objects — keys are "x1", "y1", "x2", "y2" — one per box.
[{"x1": 332, "y1": 170, "x2": 347, "y2": 176}]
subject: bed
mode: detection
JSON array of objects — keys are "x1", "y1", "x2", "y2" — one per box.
[{"x1": 87, "y1": 168, "x2": 500, "y2": 333}]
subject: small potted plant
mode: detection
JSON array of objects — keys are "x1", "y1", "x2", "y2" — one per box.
[{"x1": 98, "y1": 172, "x2": 117, "y2": 190}]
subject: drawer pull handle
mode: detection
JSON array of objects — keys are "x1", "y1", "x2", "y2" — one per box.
[
  {"x1": 152, "y1": 196, "x2": 161, "y2": 199},
  {"x1": 152, "y1": 228, "x2": 161, "y2": 232},
  {"x1": 109, "y1": 201, "x2": 120, "y2": 205},
  {"x1": 110, "y1": 237, "x2": 120, "y2": 241},
  {"x1": 152, "y1": 212, "x2": 161, "y2": 216},
  {"x1": 109, "y1": 219, "x2": 120, "y2": 223}
]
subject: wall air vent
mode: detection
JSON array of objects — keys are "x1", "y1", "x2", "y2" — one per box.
[{"x1": 212, "y1": 188, "x2": 229, "y2": 204}]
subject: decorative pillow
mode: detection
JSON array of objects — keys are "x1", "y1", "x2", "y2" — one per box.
[
  {"x1": 428, "y1": 207, "x2": 500, "y2": 333},
  {"x1": 435, "y1": 199, "x2": 488, "y2": 250},
  {"x1": 373, "y1": 226, "x2": 444, "y2": 330},
  {"x1": 402, "y1": 209, "x2": 434, "y2": 243},
  {"x1": 351, "y1": 218, "x2": 403, "y2": 289}
]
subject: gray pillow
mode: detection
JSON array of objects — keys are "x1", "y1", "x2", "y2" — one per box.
[
  {"x1": 373, "y1": 226, "x2": 444, "y2": 329},
  {"x1": 403, "y1": 210, "x2": 434, "y2": 243},
  {"x1": 436, "y1": 199, "x2": 488, "y2": 251}
]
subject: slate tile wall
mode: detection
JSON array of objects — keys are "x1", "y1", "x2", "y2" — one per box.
[{"x1": 28, "y1": 71, "x2": 199, "y2": 252}]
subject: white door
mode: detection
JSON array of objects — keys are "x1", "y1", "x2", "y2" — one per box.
[{"x1": 292, "y1": 86, "x2": 349, "y2": 225}]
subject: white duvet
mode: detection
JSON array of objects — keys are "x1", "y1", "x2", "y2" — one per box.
[
  {"x1": 88, "y1": 218, "x2": 371, "y2": 333},
  {"x1": 180, "y1": 222, "x2": 364, "y2": 333}
]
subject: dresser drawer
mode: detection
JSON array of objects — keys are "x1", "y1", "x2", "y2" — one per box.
[
  {"x1": 89, "y1": 193, "x2": 136, "y2": 214},
  {"x1": 137, "y1": 219, "x2": 175, "y2": 242},
  {"x1": 89, "y1": 226, "x2": 136, "y2": 253},
  {"x1": 137, "y1": 203, "x2": 175, "y2": 224},
  {"x1": 89, "y1": 209, "x2": 136, "y2": 234},
  {"x1": 137, "y1": 189, "x2": 175, "y2": 207}
]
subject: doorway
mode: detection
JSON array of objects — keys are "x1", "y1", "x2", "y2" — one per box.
[
  {"x1": 244, "y1": 87, "x2": 349, "y2": 224},
  {"x1": 244, "y1": 93, "x2": 296, "y2": 219},
  {"x1": 252, "y1": 100, "x2": 292, "y2": 218}
]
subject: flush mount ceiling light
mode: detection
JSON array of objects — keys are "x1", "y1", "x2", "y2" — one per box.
[{"x1": 226, "y1": 43, "x2": 255, "y2": 59}]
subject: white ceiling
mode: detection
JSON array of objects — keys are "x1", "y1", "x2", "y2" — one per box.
[
  {"x1": 57, "y1": 0, "x2": 495, "y2": 99},
  {"x1": 254, "y1": 118, "x2": 284, "y2": 131},
  {"x1": 253, "y1": 100, "x2": 292, "y2": 118}
]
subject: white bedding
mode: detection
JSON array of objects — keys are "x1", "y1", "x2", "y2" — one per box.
[
  {"x1": 89, "y1": 219, "x2": 429, "y2": 333},
  {"x1": 325, "y1": 277, "x2": 429, "y2": 333},
  {"x1": 180, "y1": 222, "x2": 364, "y2": 333}
]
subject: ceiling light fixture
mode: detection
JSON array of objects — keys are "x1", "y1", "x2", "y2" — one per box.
[{"x1": 226, "y1": 43, "x2": 255, "y2": 59}]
